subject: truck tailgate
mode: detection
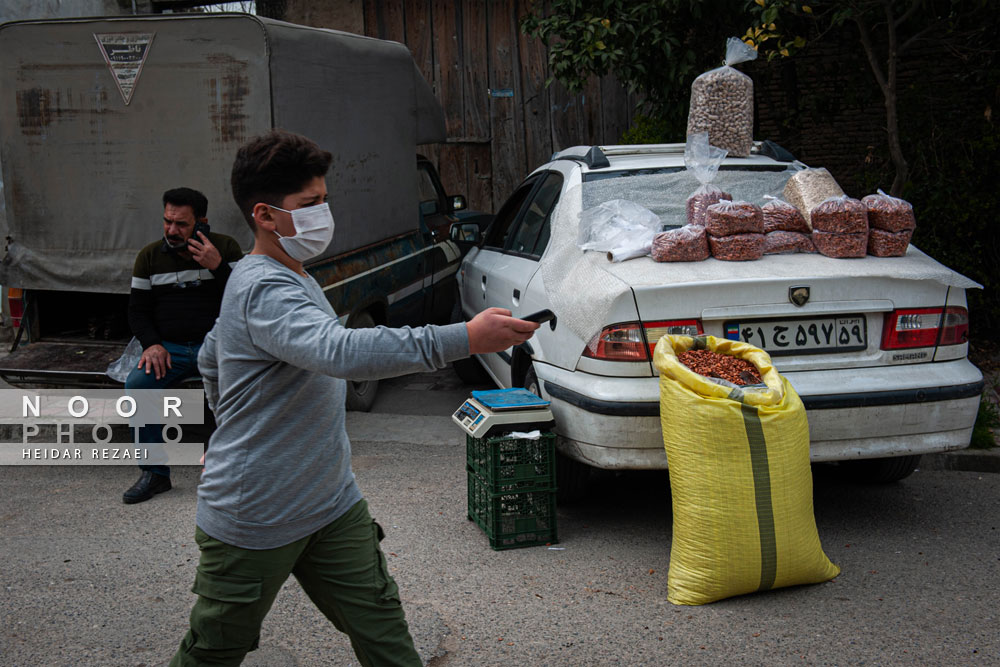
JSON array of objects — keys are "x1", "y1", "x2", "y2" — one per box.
[{"x1": 0, "y1": 341, "x2": 126, "y2": 387}]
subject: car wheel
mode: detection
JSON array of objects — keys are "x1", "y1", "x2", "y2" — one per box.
[
  {"x1": 842, "y1": 454, "x2": 921, "y2": 483},
  {"x1": 450, "y1": 302, "x2": 492, "y2": 385},
  {"x1": 345, "y1": 311, "x2": 379, "y2": 412},
  {"x1": 523, "y1": 365, "x2": 591, "y2": 504}
]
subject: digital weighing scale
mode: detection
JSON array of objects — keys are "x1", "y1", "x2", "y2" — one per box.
[{"x1": 452, "y1": 388, "x2": 555, "y2": 439}]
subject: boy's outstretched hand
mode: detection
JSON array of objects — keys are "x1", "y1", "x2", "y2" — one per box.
[{"x1": 466, "y1": 307, "x2": 540, "y2": 354}]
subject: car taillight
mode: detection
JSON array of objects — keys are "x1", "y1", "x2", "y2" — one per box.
[
  {"x1": 880, "y1": 306, "x2": 968, "y2": 350},
  {"x1": 583, "y1": 319, "x2": 703, "y2": 361},
  {"x1": 938, "y1": 306, "x2": 969, "y2": 345},
  {"x1": 7, "y1": 288, "x2": 23, "y2": 329},
  {"x1": 642, "y1": 319, "x2": 703, "y2": 356},
  {"x1": 583, "y1": 323, "x2": 648, "y2": 361}
]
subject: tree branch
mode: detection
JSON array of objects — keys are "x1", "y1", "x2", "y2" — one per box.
[
  {"x1": 895, "y1": 0, "x2": 923, "y2": 29},
  {"x1": 899, "y1": 24, "x2": 934, "y2": 55},
  {"x1": 854, "y1": 17, "x2": 888, "y2": 94}
]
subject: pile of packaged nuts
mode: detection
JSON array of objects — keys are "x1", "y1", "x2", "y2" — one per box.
[
  {"x1": 678, "y1": 348, "x2": 763, "y2": 386},
  {"x1": 862, "y1": 190, "x2": 916, "y2": 257},
  {"x1": 705, "y1": 200, "x2": 765, "y2": 261},
  {"x1": 810, "y1": 195, "x2": 869, "y2": 258}
]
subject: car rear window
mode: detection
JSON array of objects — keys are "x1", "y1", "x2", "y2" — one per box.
[{"x1": 581, "y1": 165, "x2": 797, "y2": 230}]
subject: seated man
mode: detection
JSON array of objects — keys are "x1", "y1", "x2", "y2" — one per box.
[{"x1": 122, "y1": 187, "x2": 243, "y2": 504}]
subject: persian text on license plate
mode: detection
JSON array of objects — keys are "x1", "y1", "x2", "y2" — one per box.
[{"x1": 724, "y1": 315, "x2": 867, "y2": 355}]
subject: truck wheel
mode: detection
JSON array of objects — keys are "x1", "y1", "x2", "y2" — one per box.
[
  {"x1": 523, "y1": 366, "x2": 591, "y2": 504},
  {"x1": 451, "y1": 302, "x2": 491, "y2": 385},
  {"x1": 842, "y1": 454, "x2": 921, "y2": 483},
  {"x1": 345, "y1": 311, "x2": 379, "y2": 412}
]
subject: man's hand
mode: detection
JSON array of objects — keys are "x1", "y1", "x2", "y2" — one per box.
[
  {"x1": 138, "y1": 343, "x2": 172, "y2": 380},
  {"x1": 187, "y1": 232, "x2": 222, "y2": 270},
  {"x1": 466, "y1": 307, "x2": 540, "y2": 354}
]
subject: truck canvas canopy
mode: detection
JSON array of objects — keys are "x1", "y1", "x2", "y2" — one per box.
[{"x1": 0, "y1": 14, "x2": 446, "y2": 294}]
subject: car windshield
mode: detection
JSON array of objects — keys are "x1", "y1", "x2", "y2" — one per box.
[{"x1": 581, "y1": 165, "x2": 797, "y2": 230}]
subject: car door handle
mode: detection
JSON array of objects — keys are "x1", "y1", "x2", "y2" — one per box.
[{"x1": 513, "y1": 289, "x2": 520, "y2": 299}]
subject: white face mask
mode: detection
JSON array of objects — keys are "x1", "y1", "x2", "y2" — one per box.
[{"x1": 269, "y1": 202, "x2": 334, "y2": 262}]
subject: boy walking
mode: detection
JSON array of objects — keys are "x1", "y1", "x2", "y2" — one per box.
[{"x1": 169, "y1": 130, "x2": 537, "y2": 666}]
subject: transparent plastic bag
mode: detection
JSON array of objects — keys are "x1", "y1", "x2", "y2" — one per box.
[
  {"x1": 651, "y1": 225, "x2": 710, "y2": 262},
  {"x1": 705, "y1": 199, "x2": 763, "y2": 237},
  {"x1": 867, "y1": 228, "x2": 912, "y2": 257},
  {"x1": 810, "y1": 194, "x2": 868, "y2": 234},
  {"x1": 761, "y1": 194, "x2": 809, "y2": 233},
  {"x1": 763, "y1": 231, "x2": 816, "y2": 255},
  {"x1": 578, "y1": 198, "x2": 661, "y2": 262},
  {"x1": 708, "y1": 233, "x2": 764, "y2": 261},
  {"x1": 687, "y1": 38, "x2": 758, "y2": 157},
  {"x1": 684, "y1": 133, "x2": 731, "y2": 226},
  {"x1": 862, "y1": 189, "x2": 916, "y2": 232},
  {"x1": 106, "y1": 336, "x2": 143, "y2": 383},
  {"x1": 782, "y1": 168, "x2": 845, "y2": 228}
]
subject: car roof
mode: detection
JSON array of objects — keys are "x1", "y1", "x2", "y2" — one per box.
[{"x1": 548, "y1": 143, "x2": 795, "y2": 173}]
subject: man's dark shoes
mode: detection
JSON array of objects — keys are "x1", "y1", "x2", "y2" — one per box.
[{"x1": 123, "y1": 471, "x2": 172, "y2": 504}]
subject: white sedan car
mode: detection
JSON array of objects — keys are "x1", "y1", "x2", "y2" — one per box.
[{"x1": 453, "y1": 143, "x2": 984, "y2": 497}]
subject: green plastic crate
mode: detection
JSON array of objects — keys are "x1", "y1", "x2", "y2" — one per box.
[
  {"x1": 465, "y1": 432, "x2": 556, "y2": 492},
  {"x1": 467, "y1": 469, "x2": 557, "y2": 551}
]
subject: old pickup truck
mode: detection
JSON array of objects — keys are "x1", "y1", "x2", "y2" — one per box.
[{"x1": 0, "y1": 13, "x2": 487, "y2": 410}]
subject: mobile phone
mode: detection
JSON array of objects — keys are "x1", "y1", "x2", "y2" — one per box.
[
  {"x1": 521, "y1": 309, "x2": 557, "y2": 330},
  {"x1": 192, "y1": 220, "x2": 211, "y2": 240}
]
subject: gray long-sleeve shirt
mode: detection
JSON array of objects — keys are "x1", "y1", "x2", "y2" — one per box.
[{"x1": 196, "y1": 254, "x2": 470, "y2": 549}]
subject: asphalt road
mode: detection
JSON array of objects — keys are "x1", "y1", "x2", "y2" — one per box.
[{"x1": 1, "y1": 368, "x2": 998, "y2": 666}]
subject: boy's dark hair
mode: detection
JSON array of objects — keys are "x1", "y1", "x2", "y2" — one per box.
[
  {"x1": 162, "y1": 187, "x2": 208, "y2": 219},
  {"x1": 231, "y1": 129, "x2": 333, "y2": 231}
]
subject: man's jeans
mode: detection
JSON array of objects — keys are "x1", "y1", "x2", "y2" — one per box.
[{"x1": 124, "y1": 341, "x2": 202, "y2": 478}]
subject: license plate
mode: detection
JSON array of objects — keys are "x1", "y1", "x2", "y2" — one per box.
[{"x1": 723, "y1": 315, "x2": 867, "y2": 355}]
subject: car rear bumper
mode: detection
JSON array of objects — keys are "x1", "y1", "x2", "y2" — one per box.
[{"x1": 537, "y1": 359, "x2": 985, "y2": 469}]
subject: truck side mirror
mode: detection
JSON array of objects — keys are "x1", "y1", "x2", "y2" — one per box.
[
  {"x1": 450, "y1": 194, "x2": 467, "y2": 212},
  {"x1": 420, "y1": 200, "x2": 440, "y2": 217},
  {"x1": 450, "y1": 222, "x2": 480, "y2": 243}
]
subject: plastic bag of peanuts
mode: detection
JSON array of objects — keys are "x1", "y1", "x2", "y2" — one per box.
[
  {"x1": 761, "y1": 195, "x2": 810, "y2": 233},
  {"x1": 684, "y1": 132, "x2": 732, "y2": 226},
  {"x1": 862, "y1": 189, "x2": 916, "y2": 232},
  {"x1": 651, "y1": 225, "x2": 710, "y2": 262},
  {"x1": 686, "y1": 37, "x2": 758, "y2": 157}
]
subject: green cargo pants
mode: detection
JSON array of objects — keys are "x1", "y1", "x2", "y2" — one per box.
[{"x1": 169, "y1": 499, "x2": 421, "y2": 666}]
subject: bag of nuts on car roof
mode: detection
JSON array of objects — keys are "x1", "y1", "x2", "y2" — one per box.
[
  {"x1": 810, "y1": 195, "x2": 869, "y2": 234},
  {"x1": 708, "y1": 232, "x2": 764, "y2": 261},
  {"x1": 782, "y1": 168, "x2": 845, "y2": 228},
  {"x1": 651, "y1": 225, "x2": 710, "y2": 262},
  {"x1": 862, "y1": 189, "x2": 917, "y2": 232},
  {"x1": 761, "y1": 195, "x2": 810, "y2": 233},
  {"x1": 763, "y1": 230, "x2": 816, "y2": 255},
  {"x1": 868, "y1": 228, "x2": 913, "y2": 257},
  {"x1": 687, "y1": 37, "x2": 758, "y2": 157},
  {"x1": 684, "y1": 132, "x2": 732, "y2": 226},
  {"x1": 706, "y1": 200, "x2": 763, "y2": 237}
]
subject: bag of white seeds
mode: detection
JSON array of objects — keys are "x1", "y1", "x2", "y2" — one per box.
[{"x1": 687, "y1": 37, "x2": 758, "y2": 157}]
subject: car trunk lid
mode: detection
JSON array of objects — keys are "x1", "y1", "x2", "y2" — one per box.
[{"x1": 623, "y1": 248, "x2": 973, "y2": 372}]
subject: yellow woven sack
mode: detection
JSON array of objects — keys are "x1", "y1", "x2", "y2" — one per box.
[{"x1": 653, "y1": 335, "x2": 839, "y2": 605}]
